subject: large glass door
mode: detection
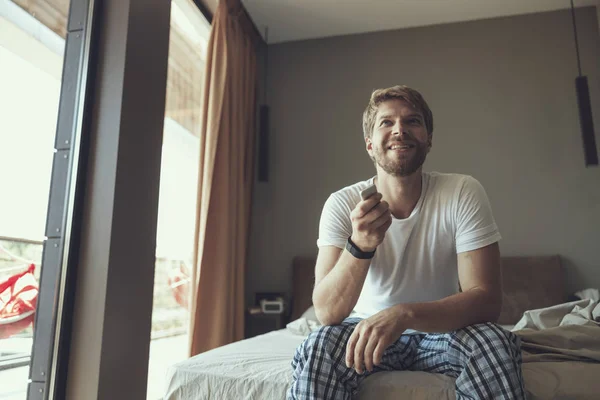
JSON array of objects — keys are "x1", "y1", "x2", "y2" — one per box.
[
  {"x1": 147, "y1": 1, "x2": 210, "y2": 398},
  {"x1": 1, "y1": 0, "x2": 207, "y2": 397},
  {"x1": 0, "y1": 1, "x2": 73, "y2": 398}
]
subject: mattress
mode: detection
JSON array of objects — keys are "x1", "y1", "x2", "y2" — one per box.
[
  {"x1": 164, "y1": 315, "x2": 600, "y2": 400},
  {"x1": 163, "y1": 327, "x2": 459, "y2": 400}
]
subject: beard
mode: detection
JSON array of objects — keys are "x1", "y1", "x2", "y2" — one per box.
[{"x1": 370, "y1": 140, "x2": 428, "y2": 177}]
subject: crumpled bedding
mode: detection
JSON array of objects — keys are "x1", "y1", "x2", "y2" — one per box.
[
  {"x1": 514, "y1": 299, "x2": 600, "y2": 364},
  {"x1": 286, "y1": 316, "x2": 320, "y2": 336},
  {"x1": 514, "y1": 298, "x2": 600, "y2": 331},
  {"x1": 513, "y1": 299, "x2": 600, "y2": 399}
]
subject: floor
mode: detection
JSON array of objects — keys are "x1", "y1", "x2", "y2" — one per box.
[
  {"x1": 147, "y1": 334, "x2": 189, "y2": 400},
  {"x1": 0, "y1": 366, "x2": 28, "y2": 400},
  {"x1": 0, "y1": 337, "x2": 31, "y2": 400},
  {"x1": 0, "y1": 334, "x2": 189, "y2": 400}
]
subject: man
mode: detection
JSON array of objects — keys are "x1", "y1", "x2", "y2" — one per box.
[{"x1": 287, "y1": 85, "x2": 526, "y2": 400}]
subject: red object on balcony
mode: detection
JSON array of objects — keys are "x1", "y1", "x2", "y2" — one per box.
[
  {"x1": 0, "y1": 264, "x2": 39, "y2": 339},
  {"x1": 168, "y1": 261, "x2": 190, "y2": 310}
]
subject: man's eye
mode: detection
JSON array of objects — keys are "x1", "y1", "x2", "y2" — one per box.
[
  {"x1": 380, "y1": 120, "x2": 392, "y2": 126},
  {"x1": 408, "y1": 118, "x2": 421, "y2": 125}
]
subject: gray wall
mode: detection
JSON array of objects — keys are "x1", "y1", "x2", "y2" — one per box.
[{"x1": 247, "y1": 7, "x2": 600, "y2": 307}]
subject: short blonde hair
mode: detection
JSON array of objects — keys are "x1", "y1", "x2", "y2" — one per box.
[{"x1": 362, "y1": 85, "x2": 433, "y2": 139}]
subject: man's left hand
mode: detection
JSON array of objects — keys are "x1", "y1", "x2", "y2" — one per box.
[{"x1": 345, "y1": 306, "x2": 408, "y2": 374}]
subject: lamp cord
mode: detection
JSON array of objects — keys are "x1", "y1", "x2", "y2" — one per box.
[{"x1": 570, "y1": 0, "x2": 582, "y2": 77}]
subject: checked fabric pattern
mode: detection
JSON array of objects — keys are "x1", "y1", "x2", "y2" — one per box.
[{"x1": 287, "y1": 318, "x2": 526, "y2": 400}]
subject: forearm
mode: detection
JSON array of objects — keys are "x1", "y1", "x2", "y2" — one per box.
[
  {"x1": 393, "y1": 287, "x2": 502, "y2": 333},
  {"x1": 313, "y1": 249, "x2": 370, "y2": 325}
]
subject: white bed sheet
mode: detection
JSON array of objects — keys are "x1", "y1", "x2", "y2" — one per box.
[{"x1": 164, "y1": 329, "x2": 301, "y2": 400}]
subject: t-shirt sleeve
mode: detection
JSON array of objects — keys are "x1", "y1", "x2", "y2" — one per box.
[
  {"x1": 455, "y1": 176, "x2": 501, "y2": 253},
  {"x1": 316, "y1": 193, "x2": 353, "y2": 249}
]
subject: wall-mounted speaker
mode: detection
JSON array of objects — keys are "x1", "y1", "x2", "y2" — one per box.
[
  {"x1": 575, "y1": 76, "x2": 598, "y2": 166},
  {"x1": 569, "y1": 1, "x2": 598, "y2": 167}
]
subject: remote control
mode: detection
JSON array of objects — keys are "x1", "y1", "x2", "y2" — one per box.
[{"x1": 360, "y1": 184, "x2": 377, "y2": 200}]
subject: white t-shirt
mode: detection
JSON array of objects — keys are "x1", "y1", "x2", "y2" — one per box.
[{"x1": 317, "y1": 172, "x2": 501, "y2": 319}]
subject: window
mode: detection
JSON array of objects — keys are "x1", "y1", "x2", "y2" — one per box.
[
  {"x1": 0, "y1": 1, "x2": 209, "y2": 397},
  {"x1": 147, "y1": 0, "x2": 210, "y2": 398},
  {"x1": 0, "y1": 0, "x2": 70, "y2": 397}
]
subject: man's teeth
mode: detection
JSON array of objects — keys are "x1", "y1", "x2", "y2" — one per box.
[{"x1": 390, "y1": 144, "x2": 412, "y2": 150}]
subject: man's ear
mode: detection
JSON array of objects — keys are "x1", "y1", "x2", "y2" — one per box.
[
  {"x1": 426, "y1": 135, "x2": 433, "y2": 153},
  {"x1": 365, "y1": 136, "x2": 373, "y2": 154}
]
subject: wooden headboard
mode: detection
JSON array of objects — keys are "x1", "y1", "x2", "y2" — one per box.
[
  {"x1": 290, "y1": 256, "x2": 317, "y2": 321},
  {"x1": 289, "y1": 255, "x2": 567, "y2": 325},
  {"x1": 497, "y1": 255, "x2": 566, "y2": 324}
]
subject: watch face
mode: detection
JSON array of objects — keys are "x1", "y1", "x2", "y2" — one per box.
[{"x1": 265, "y1": 304, "x2": 279, "y2": 311}]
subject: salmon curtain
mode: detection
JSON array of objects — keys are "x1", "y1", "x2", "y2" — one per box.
[{"x1": 189, "y1": 0, "x2": 259, "y2": 355}]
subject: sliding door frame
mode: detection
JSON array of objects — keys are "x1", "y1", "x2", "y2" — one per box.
[{"x1": 28, "y1": 0, "x2": 173, "y2": 398}]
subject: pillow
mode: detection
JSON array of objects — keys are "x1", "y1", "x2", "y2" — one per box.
[
  {"x1": 286, "y1": 306, "x2": 322, "y2": 336},
  {"x1": 301, "y1": 306, "x2": 319, "y2": 324}
]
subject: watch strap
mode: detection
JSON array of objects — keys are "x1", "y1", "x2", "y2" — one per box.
[{"x1": 346, "y1": 236, "x2": 376, "y2": 259}]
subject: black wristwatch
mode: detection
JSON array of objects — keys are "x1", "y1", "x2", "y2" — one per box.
[{"x1": 346, "y1": 236, "x2": 376, "y2": 259}]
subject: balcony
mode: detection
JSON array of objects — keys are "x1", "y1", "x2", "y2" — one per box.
[{"x1": 0, "y1": 237, "x2": 190, "y2": 400}]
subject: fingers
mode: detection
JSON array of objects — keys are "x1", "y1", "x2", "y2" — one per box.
[
  {"x1": 363, "y1": 336, "x2": 378, "y2": 373},
  {"x1": 371, "y1": 206, "x2": 392, "y2": 229},
  {"x1": 359, "y1": 338, "x2": 389, "y2": 374},
  {"x1": 373, "y1": 341, "x2": 385, "y2": 367},
  {"x1": 353, "y1": 333, "x2": 368, "y2": 374},
  {"x1": 352, "y1": 200, "x2": 389, "y2": 228},
  {"x1": 353, "y1": 193, "x2": 383, "y2": 219},
  {"x1": 345, "y1": 329, "x2": 358, "y2": 369},
  {"x1": 346, "y1": 322, "x2": 392, "y2": 375},
  {"x1": 364, "y1": 201, "x2": 390, "y2": 225}
]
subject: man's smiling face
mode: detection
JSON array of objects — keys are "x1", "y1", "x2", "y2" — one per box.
[{"x1": 366, "y1": 98, "x2": 432, "y2": 177}]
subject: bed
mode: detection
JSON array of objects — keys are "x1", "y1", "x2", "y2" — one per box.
[{"x1": 164, "y1": 255, "x2": 600, "y2": 399}]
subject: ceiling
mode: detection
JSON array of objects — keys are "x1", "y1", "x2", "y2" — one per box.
[{"x1": 241, "y1": 0, "x2": 598, "y2": 44}]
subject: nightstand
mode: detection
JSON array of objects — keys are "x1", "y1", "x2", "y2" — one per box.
[{"x1": 245, "y1": 311, "x2": 284, "y2": 338}]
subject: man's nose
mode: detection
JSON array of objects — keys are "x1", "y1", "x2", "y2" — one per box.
[{"x1": 392, "y1": 122, "x2": 408, "y2": 135}]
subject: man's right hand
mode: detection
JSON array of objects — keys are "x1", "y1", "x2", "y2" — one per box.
[{"x1": 350, "y1": 192, "x2": 392, "y2": 252}]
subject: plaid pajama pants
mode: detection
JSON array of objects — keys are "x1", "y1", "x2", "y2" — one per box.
[{"x1": 287, "y1": 318, "x2": 526, "y2": 400}]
